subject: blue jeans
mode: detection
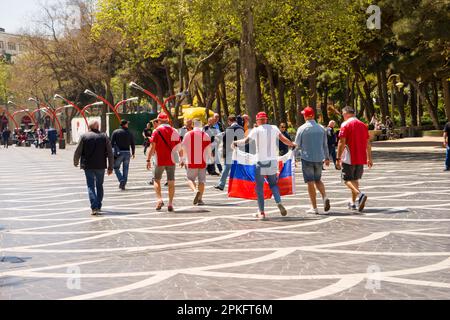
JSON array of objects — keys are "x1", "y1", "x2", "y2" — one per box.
[
  {"x1": 255, "y1": 161, "x2": 281, "y2": 212},
  {"x1": 49, "y1": 140, "x2": 56, "y2": 154},
  {"x1": 114, "y1": 151, "x2": 131, "y2": 185},
  {"x1": 217, "y1": 163, "x2": 232, "y2": 189},
  {"x1": 328, "y1": 145, "x2": 336, "y2": 165},
  {"x1": 84, "y1": 169, "x2": 105, "y2": 210},
  {"x1": 446, "y1": 146, "x2": 450, "y2": 169}
]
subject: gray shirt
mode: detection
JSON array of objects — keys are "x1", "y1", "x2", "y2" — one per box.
[{"x1": 295, "y1": 120, "x2": 329, "y2": 163}]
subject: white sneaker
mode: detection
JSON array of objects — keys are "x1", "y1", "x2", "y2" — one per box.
[
  {"x1": 306, "y1": 208, "x2": 319, "y2": 215},
  {"x1": 253, "y1": 212, "x2": 266, "y2": 219},
  {"x1": 323, "y1": 197, "x2": 330, "y2": 212}
]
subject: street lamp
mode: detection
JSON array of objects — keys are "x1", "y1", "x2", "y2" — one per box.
[
  {"x1": 387, "y1": 74, "x2": 404, "y2": 119},
  {"x1": 8, "y1": 101, "x2": 39, "y2": 129},
  {"x1": 83, "y1": 89, "x2": 122, "y2": 122},
  {"x1": 114, "y1": 97, "x2": 139, "y2": 113},
  {"x1": 81, "y1": 101, "x2": 104, "y2": 115},
  {"x1": 54, "y1": 94, "x2": 89, "y2": 128},
  {"x1": 129, "y1": 81, "x2": 172, "y2": 125}
]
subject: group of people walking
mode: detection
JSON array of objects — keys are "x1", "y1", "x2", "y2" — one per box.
[{"x1": 73, "y1": 105, "x2": 373, "y2": 218}]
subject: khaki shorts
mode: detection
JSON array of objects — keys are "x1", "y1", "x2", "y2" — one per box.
[
  {"x1": 186, "y1": 168, "x2": 207, "y2": 184},
  {"x1": 154, "y1": 165, "x2": 176, "y2": 181}
]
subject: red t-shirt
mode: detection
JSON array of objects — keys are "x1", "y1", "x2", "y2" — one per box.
[
  {"x1": 182, "y1": 129, "x2": 211, "y2": 169},
  {"x1": 151, "y1": 125, "x2": 181, "y2": 166},
  {"x1": 339, "y1": 117, "x2": 369, "y2": 165}
]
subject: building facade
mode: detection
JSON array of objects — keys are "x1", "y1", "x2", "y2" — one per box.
[{"x1": 0, "y1": 27, "x2": 25, "y2": 62}]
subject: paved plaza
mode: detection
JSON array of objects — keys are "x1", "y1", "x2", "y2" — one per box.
[{"x1": 1, "y1": 138, "x2": 450, "y2": 300}]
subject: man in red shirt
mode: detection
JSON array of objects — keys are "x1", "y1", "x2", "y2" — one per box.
[
  {"x1": 146, "y1": 113, "x2": 183, "y2": 212},
  {"x1": 336, "y1": 106, "x2": 373, "y2": 212},
  {"x1": 181, "y1": 119, "x2": 212, "y2": 205}
]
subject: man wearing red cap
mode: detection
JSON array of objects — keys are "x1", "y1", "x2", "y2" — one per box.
[
  {"x1": 146, "y1": 112, "x2": 183, "y2": 212},
  {"x1": 233, "y1": 111, "x2": 296, "y2": 219},
  {"x1": 295, "y1": 106, "x2": 331, "y2": 214}
]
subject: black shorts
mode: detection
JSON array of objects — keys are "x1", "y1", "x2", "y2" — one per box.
[{"x1": 342, "y1": 163, "x2": 364, "y2": 181}]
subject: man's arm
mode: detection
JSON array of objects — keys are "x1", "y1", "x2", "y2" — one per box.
[
  {"x1": 130, "y1": 132, "x2": 136, "y2": 157},
  {"x1": 367, "y1": 140, "x2": 373, "y2": 168},
  {"x1": 279, "y1": 132, "x2": 296, "y2": 147},
  {"x1": 444, "y1": 129, "x2": 448, "y2": 148},
  {"x1": 336, "y1": 137, "x2": 346, "y2": 170},
  {"x1": 106, "y1": 137, "x2": 114, "y2": 175},
  {"x1": 323, "y1": 130, "x2": 330, "y2": 162},
  {"x1": 146, "y1": 142, "x2": 156, "y2": 170},
  {"x1": 73, "y1": 137, "x2": 84, "y2": 167},
  {"x1": 233, "y1": 135, "x2": 250, "y2": 147}
]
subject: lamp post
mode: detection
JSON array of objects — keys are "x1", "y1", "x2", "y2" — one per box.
[
  {"x1": 54, "y1": 94, "x2": 89, "y2": 128},
  {"x1": 28, "y1": 97, "x2": 64, "y2": 141},
  {"x1": 387, "y1": 74, "x2": 404, "y2": 120},
  {"x1": 7, "y1": 101, "x2": 38, "y2": 129},
  {"x1": 129, "y1": 82, "x2": 172, "y2": 125},
  {"x1": 84, "y1": 89, "x2": 122, "y2": 122},
  {"x1": 113, "y1": 97, "x2": 138, "y2": 113},
  {"x1": 81, "y1": 101, "x2": 104, "y2": 116}
]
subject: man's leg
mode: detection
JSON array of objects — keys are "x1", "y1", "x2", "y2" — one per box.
[
  {"x1": 217, "y1": 163, "x2": 232, "y2": 189},
  {"x1": 114, "y1": 155, "x2": 124, "y2": 184},
  {"x1": 307, "y1": 182, "x2": 317, "y2": 209},
  {"x1": 329, "y1": 147, "x2": 337, "y2": 166},
  {"x1": 345, "y1": 180, "x2": 360, "y2": 203},
  {"x1": 255, "y1": 165, "x2": 265, "y2": 213},
  {"x1": 84, "y1": 169, "x2": 97, "y2": 210},
  {"x1": 198, "y1": 182, "x2": 205, "y2": 200},
  {"x1": 166, "y1": 166, "x2": 176, "y2": 207},
  {"x1": 95, "y1": 169, "x2": 105, "y2": 210},
  {"x1": 122, "y1": 153, "x2": 131, "y2": 185},
  {"x1": 445, "y1": 146, "x2": 450, "y2": 170},
  {"x1": 186, "y1": 169, "x2": 197, "y2": 192}
]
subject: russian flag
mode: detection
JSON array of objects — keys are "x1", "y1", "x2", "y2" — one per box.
[{"x1": 228, "y1": 150, "x2": 295, "y2": 200}]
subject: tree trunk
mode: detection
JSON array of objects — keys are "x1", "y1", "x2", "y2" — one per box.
[
  {"x1": 215, "y1": 90, "x2": 221, "y2": 116},
  {"x1": 418, "y1": 84, "x2": 423, "y2": 126},
  {"x1": 396, "y1": 88, "x2": 406, "y2": 127},
  {"x1": 240, "y1": 4, "x2": 259, "y2": 127},
  {"x1": 220, "y1": 79, "x2": 229, "y2": 119},
  {"x1": 278, "y1": 76, "x2": 286, "y2": 124},
  {"x1": 308, "y1": 60, "x2": 318, "y2": 115},
  {"x1": 295, "y1": 84, "x2": 305, "y2": 126},
  {"x1": 376, "y1": 67, "x2": 388, "y2": 120},
  {"x1": 409, "y1": 84, "x2": 418, "y2": 127},
  {"x1": 265, "y1": 63, "x2": 278, "y2": 123},
  {"x1": 321, "y1": 84, "x2": 330, "y2": 125},
  {"x1": 234, "y1": 58, "x2": 241, "y2": 115},
  {"x1": 442, "y1": 78, "x2": 450, "y2": 121},
  {"x1": 423, "y1": 83, "x2": 440, "y2": 129}
]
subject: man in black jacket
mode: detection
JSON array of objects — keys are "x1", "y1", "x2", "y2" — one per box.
[
  {"x1": 74, "y1": 120, "x2": 114, "y2": 216},
  {"x1": 111, "y1": 119, "x2": 136, "y2": 190},
  {"x1": 214, "y1": 115, "x2": 244, "y2": 191}
]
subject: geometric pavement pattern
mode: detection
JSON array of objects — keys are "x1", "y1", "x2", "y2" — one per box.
[{"x1": 1, "y1": 143, "x2": 450, "y2": 300}]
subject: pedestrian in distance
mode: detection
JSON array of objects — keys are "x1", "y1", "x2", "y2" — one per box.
[
  {"x1": 295, "y1": 106, "x2": 331, "y2": 215},
  {"x1": 214, "y1": 115, "x2": 244, "y2": 191},
  {"x1": 47, "y1": 127, "x2": 58, "y2": 155},
  {"x1": 326, "y1": 120, "x2": 338, "y2": 167},
  {"x1": 2, "y1": 127, "x2": 11, "y2": 149},
  {"x1": 278, "y1": 122, "x2": 292, "y2": 156},
  {"x1": 336, "y1": 106, "x2": 373, "y2": 212},
  {"x1": 444, "y1": 119, "x2": 450, "y2": 171},
  {"x1": 111, "y1": 119, "x2": 136, "y2": 190},
  {"x1": 73, "y1": 120, "x2": 114, "y2": 216},
  {"x1": 142, "y1": 122, "x2": 152, "y2": 156}
]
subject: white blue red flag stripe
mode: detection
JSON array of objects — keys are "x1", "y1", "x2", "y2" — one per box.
[{"x1": 228, "y1": 150, "x2": 295, "y2": 200}]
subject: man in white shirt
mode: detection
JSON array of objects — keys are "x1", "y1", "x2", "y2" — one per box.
[{"x1": 233, "y1": 112, "x2": 296, "y2": 219}]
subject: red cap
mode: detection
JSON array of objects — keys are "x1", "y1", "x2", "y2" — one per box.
[
  {"x1": 157, "y1": 113, "x2": 169, "y2": 120},
  {"x1": 301, "y1": 106, "x2": 315, "y2": 118},
  {"x1": 256, "y1": 112, "x2": 268, "y2": 120}
]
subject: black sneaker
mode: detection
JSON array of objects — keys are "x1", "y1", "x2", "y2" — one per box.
[
  {"x1": 357, "y1": 193, "x2": 367, "y2": 212},
  {"x1": 214, "y1": 185, "x2": 224, "y2": 191}
]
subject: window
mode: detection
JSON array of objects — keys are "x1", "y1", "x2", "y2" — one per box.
[
  {"x1": 0, "y1": 41, "x2": 4, "y2": 49},
  {"x1": 8, "y1": 42, "x2": 16, "y2": 51}
]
